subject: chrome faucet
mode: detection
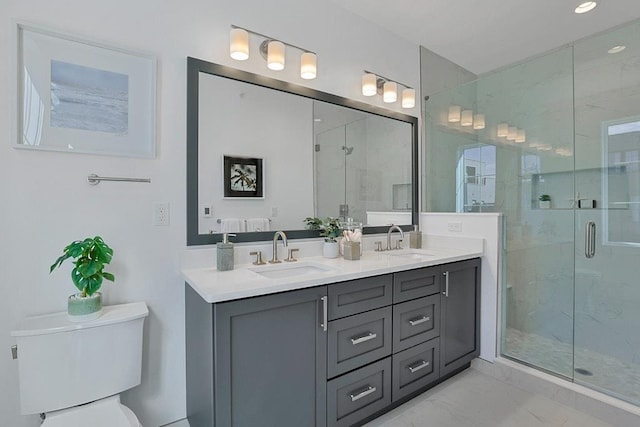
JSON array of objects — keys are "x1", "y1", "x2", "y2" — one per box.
[
  {"x1": 386, "y1": 225, "x2": 404, "y2": 251},
  {"x1": 270, "y1": 231, "x2": 288, "y2": 263}
]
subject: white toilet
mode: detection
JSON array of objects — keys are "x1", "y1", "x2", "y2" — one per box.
[{"x1": 11, "y1": 302, "x2": 148, "y2": 426}]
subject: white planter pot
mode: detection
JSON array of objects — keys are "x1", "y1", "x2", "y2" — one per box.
[
  {"x1": 67, "y1": 292, "x2": 103, "y2": 322},
  {"x1": 539, "y1": 200, "x2": 551, "y2": 209},
  {"x1": 323, "y1": 241, "x2": 340, "y2": 259}
]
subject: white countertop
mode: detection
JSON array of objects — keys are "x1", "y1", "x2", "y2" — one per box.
[{"x1": 183, "y1": 243, "x2": 482, "y2": 303}]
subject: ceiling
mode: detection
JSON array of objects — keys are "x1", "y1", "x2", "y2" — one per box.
[{"x1": 330, "y1": 0, "x2": 640, "y2": 75}]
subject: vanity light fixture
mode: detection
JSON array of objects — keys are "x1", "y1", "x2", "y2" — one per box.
[
  {"x1": 473, "y1": 114, "x2": 485, "y2": 130},
  {"x1": 515, "y1": 129, "x2": 526, "y2": 143},
  {"x1": 383, "y1": 81, "x2": 397, "y2": 103},
  {"x1": 507, "y1": 126, "x2": 518, "y2": 141},
  {"x1": 402, "y1": 88, "x2": 416, "y2": 108},
  {"x1": 608, "y1": 45, "x2": 626, "y2": 54},
  {"x1": 230, "y1": 28, "x2": 249, "y2": 60},
  {"x1": 497, "y1": 123, "x2": 509, "y2": 137},
  {"x1": 461, "y1": 110, "x2": 473, "y2": 127},
  {"x1": 448, "y1": 105, "x2": 461, "y2": 122},
  {"x1": 574, "y1": 1, "x2": 597, "y2": 14},
  {"x1": 361, "y1": 70, "x2": 415, "y2": 108},
  {"x1": 229, "y1": 25, "x2": 317, "y2": 79}
]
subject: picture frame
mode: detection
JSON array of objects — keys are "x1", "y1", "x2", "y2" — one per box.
[
  {"x1": 14, "y1": 23, "x2": 156, "y2": 158},
  {"x1": 223, "y1": 155, "x2": 264, "y2": 198}
]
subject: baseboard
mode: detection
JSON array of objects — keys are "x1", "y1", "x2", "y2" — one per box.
[
  {"x1": 473, "y1": 358, "x2": 640, "y2": 427},
  {"x1": 161, "y1": 419, "x2": 190, "y2": 427}
]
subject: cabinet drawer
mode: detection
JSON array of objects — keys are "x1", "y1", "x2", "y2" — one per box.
[
  {"x1": 328, "y1": 306, "x2": 392, "y2": 378},
  {"x1": 327, "y1": 357, "x2": 392, "y2": 427},
  {"x1": 393, "y1": 266, "x2": 441, "y2": 303},
  {"x1": 328, "y1": 275, "x2": 392, "y2": 320},
  {"x1": 392, "y1": 339, "x2": 439, "y2": 402},
  {"x1": 392, "y1": 295, "x2": 440, "y2": 353}
]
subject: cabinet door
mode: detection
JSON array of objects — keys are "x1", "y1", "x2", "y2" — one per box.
[
  {"x1": 214, "y1": 286, "x2": 328, "y2": 427},
  {"x1": 439, "y1": 258, "x2": 481, "y2": 377}
]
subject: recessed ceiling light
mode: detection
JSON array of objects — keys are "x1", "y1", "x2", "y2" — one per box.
[
  {"x1": 313, "y1": 118, "x2": 322, "y2": 122},
  {"x1": 608, "y1": 45, "x2": 626, "y2": 54},
  {"x1": 575, "y1": 1, "x2": 597, "y2": 14}
]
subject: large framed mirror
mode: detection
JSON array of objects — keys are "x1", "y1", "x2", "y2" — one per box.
[{"x1": 187, "y1": 57, "x2": 419, "y2": 245}]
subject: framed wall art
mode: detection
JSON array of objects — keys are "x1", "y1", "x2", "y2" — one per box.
[
  {"x1": 223, "y1": 155, "x2": 264, "y2": 198},
  {"x1": 15, "y1": 23, "x2": 156, "y2": 158}
]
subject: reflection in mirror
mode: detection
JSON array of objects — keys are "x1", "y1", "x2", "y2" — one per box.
[
  {"x1": 313, "y1": 101, "x2": 413, "y2": 225},
  {"x1": 187, "y1": 57, "x2": 418, "y2": 245}
]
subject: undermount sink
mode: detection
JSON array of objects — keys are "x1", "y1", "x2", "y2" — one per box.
[
  {"x1": 389, "y1": 250, "x2": 434, "y2": 259},
  {"x1": 249, "y1": 261, "x2": 337, "y2": 279}
]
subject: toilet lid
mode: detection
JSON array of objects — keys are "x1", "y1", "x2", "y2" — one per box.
[{"x1": 42, "y1": 395, "x2": 141, "y2": 427}]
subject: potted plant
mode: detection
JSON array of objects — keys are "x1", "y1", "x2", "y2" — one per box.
[
  {"x1": 50, "y1": 236, "x2": 115, "y2": 321},
  {"x1": 304, "y1": 217, "x2": 342, "y2": 258},
  {"x1": 539, "y1": 194, "x2": 551, "y2": 209}
]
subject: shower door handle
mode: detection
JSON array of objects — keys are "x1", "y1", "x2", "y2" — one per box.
[{"x1": 585, "y1": 221, "x2": 596, "y2": 259}]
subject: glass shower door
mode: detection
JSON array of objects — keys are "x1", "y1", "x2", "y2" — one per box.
[{"x1": 573, "y1": 21, "x2": 640, "y2": 404}]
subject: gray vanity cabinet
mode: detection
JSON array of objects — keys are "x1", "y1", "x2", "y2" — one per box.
[
  {"x1": 439, "y1": 258, "x2": 481, "y2": 377},
  {"x1": 185, "y1": 284, "x2": 328, "y2": 427}
]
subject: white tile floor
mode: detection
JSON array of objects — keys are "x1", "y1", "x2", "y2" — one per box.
[{"x1": 364, "y1": 368, "x2": 614, "y2": 427}]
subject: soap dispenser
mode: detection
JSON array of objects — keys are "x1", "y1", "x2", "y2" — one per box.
[
  {"x1": 217, "y1": 233, "x2": 236, "y2": 271},
  {"x1": 409, "y1": 225, "x2": 422, "y2": 249}
]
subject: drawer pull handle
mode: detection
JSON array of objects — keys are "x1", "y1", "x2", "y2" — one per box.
[
  {"x1": 408, "y1": 315, "x2": 430, "y2": 326},
  {"x1": 349, "y1": 385, "x2": 377, "y2": 402},
  {"x1": 407, "y1": 360, "x2": 430, "y2": 373},
  {"x1": 351, "y1": 332, "x2": 377, "y2": 345}
]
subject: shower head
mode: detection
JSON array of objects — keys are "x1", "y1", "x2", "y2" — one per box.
[{"x1": 342, "y1": 146, "x2": 354, "y2": 155}]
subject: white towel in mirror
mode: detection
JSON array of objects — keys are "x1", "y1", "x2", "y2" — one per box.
[
  {"x1": 220, "y1": 218, "x2": 245, "y2": 232},
  {"x1": 246, "y1": 218, "x2": 270, "y2": 232}
]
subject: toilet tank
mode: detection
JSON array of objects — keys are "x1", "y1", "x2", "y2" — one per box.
[{"x1": 11, "y1": 302, "x2": 148, "y2": 415}]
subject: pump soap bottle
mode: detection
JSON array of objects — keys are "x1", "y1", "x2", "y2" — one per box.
[
  {"x1": 409, "y1": 225, "x2": 422, "y2": 249},
  {"x1": 217, "y1": 233, "x2": 236, "y2": 271}
]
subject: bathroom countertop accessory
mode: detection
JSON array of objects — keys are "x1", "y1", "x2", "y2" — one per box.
[
  {"x1": 409, "y1": 225, "x2": 422, "y2": 249},
  {"x1": 217, "y1": 233, "x2": 236, "y2": 271}
]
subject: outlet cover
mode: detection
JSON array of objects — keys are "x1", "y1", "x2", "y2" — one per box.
[
  {"x1": 447, "y1": 221, "x2": 462, "y2": 232},
  {"x1": 154, "y1": 202, "x2": 170, "y2": 226}
]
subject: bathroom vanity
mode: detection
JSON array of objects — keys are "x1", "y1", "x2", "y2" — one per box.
[{"x1": 184, "y1": 249, "x2": 481, "y2": 427}]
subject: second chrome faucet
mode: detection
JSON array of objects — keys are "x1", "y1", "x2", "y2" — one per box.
[{"x1": 270, "y1": 231, "x2": 288, "y2": 263}]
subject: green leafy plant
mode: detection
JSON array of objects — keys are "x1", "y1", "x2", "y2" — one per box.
[
  {"x1": 539, "y1": 194, "x2": 551, "y2": 201},
  {"x1": 304, "y1": 217, "x2": 342, "y2": 242},
  {"x1": 50, "y1": 236, "x2": 115, "y2": 297}
]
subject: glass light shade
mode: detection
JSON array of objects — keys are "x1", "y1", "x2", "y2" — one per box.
[
  {"x1": 507, "y1": 126, "x2": 518, "y2": 140},
  {"x1": 497, "y1": 123, "x2": 509, "y2": 137},
  {"x1": 515, "y1": 129, "x2": 526, "y2": 143},
  {"x1": 383, "y1": 81, "x2": 397, "y2": 103},
  {"x1": 448, "y1": 105, "x2": 461, "y2": 122},
  {"x1": 461, "y1": 110, "x2": 473, "y2": 127},
  {"x1": 300, "y1": 52, "x2": 317, "y2": 79},
  {"x1": 401, "y1": 88, "x2": 415, "y2": 108},
  {"x1": 362, "y1": 73, "x2": 377, "y2": 96},
  {"x1": 575, "y1": 1, "x2": 597, "y2": 14},
  {"x1": 473, "y1": 114, "x2": 485, "y2": 130},
  {"x1": 230, "y1": 28, "x2": 249, "y2": 60},
  {"x1": 267, "y1": 41, "x2": 285, "y2": 71}
]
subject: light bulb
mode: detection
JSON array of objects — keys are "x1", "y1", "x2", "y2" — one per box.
[
  {"x1": 230, "y1": 28, "x2": 249, "y2": 60},
  {"x1": 401, "y1": 88, "x2": 415, "y2": 108},
  {"x1": 473, "y1": 114, "x2": 485, "y2": 130},
  {"x1": 497, "y1": 123, "x2": 508, "y2": 137},
  {"x1": 267, "y1": 41, "x2": 285, "y2": 71},
  {"x1": 300, "y1": 52, "x2": 317, "y2": 79},
  {"x1": 461, "y1": 110, "x2": 473, "y2": 127},
  {"x1": 362, "y1": 73, "x2": 377, "y2": 97},
  {"x1": 448, "y1": 106, "x2": 461, "y2": 123},
  {"x1": 383, "y1": 81, "x2": 397, "y2": 103}
]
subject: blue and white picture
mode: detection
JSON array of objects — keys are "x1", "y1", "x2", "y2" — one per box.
[{"x1": 50, "y1": 60, "x2": 129, "y2": 134}]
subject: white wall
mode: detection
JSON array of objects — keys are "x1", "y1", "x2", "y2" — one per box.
[
  {"x1": 420, "y1": 212, "x2": 503, "y2": 362},
  {"x1": 0, "y1": 1, "x2": 419, "y2": 426}
]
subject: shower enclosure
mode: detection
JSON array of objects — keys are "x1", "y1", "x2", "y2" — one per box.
[{"x1": 424, "y1": 20, "x2": 640, "y2": 405}]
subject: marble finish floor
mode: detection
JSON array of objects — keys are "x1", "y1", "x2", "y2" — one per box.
[
  {"x1": 504, "y1": 328, "x2": 640, "y2": 405},
  {"x1": 364, "y1": 368, "x2": 614, "y2": 427}
]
